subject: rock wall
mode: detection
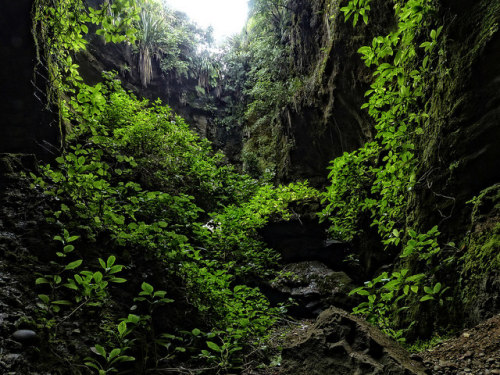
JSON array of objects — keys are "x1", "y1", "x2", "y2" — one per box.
[
  {"x1": 406, "y1": 0, "x2": 500, "y2": 328},
  {"x1": 0, "y1": 0, "x2": 60, "y2": 159},
  {"x1": 257, "y1": 0, "x2": 394, "y2": 184}
]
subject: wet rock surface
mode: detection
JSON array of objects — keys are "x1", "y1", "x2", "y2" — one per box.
[
  {"x1": 280, "y1": 307, "x2": 428, "y2": 375},
  {"x1": 258, "y1": 214, "x2": 361, "y2": 276},
  {"x1": 270, "y1": 261, "x2": 356, "y2": 316}
]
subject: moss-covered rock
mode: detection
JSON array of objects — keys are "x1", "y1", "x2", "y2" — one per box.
[
  {"x1": 460, "y1": 184, "x2": 500, "y2": 324},
  {"x1": 404, "y1": 0, "x2": 500, "y2": 330}
]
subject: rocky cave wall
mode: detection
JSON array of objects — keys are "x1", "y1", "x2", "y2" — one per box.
[
  {"x1": 254, "y1": 0, "x2": 394, "y2": 185},
  {"x1": 253, "y1": 0, "x2": 500, "y2": 329},
  {"x1": 0, "y1": 0, "x2": 60, "y2": 159},
  {"x1": 406, "y1": 0, "x2": 500, "y2": 327}
]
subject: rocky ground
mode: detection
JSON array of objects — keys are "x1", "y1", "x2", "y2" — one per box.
[
  {"x1": 421, "y1": 314, "x2": 500, "y2": 375},
  {"x1": 244, "y1": 312, "x2": 500, "y2": 375}
]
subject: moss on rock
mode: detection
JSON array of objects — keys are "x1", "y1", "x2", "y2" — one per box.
[{"x1": 460, "y1": 184, "x2": 500, "y2": 324}]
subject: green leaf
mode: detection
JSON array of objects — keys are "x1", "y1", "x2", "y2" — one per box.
[
  {"x1": 64, "y1": 281, "x2": 79, "y2": 291},
  {"x1": 109, "y1": 348, "x2": 121, "y2": 360},
  {"x1": 65, "y1": 260, "x2": 83, "y2": 270},
  {"x1": 419, "y1": 295, "x2": 434, "y2": 302},
  {"x1": 141, "y1": 282, "x2": 154, "y2": 294},
  {"x1": 108, "y1": 265, "x2": 124, "y2": 274},
  {"x1": 422, "y1": 56, "x2": 429, "y2": 68},
  {"x1": 153, "y1": 290, "x2": 167, "y2": 298},
  {"x1": 206, "y1": 341, "x2": 221, "y2": 352},
  {"x1": 93, "y1": 271, "x2": 103, "y2": 283},
  {"x1": 192, "y1": 328, "x2": 201, "y2": 336},
  {"x1": 52, "y1": 299, "x2": 73, "y2": 305},
  {"x1": 84, "y1": 361, "x2": 101, "y2": 371},
  {"x1": 118, "y1": 321, "x2": 127, "y2": 337},
  {"x1": 92, "y1": 344, "x2": 106, "y2": 357},
  {"x1": 38, "y1": 294, "x2": 50, "y2": 304},
  {"x1": 67, "y1": 235, "x2": 80, "y2": 243},
  {"x1": 107, "y1": 255, "x2": 116, "y2": 268},
  {"x1": 64, "y1": 245, "x2": 75, "y2": 253},
  {"x1": 110, "y1": 277, "x2": 127, "y2": 283},
  {"x1": 114, "y1": 355, "x2": 135, "y2": 363},
  {"x1": 98, "y1": 258, "x2": 106, "y2": 269},
  {"x1": 433, "y1": 282, "x2": 442, "y2": 294},
  {"x1": 126, "y1": 314, "x2": 140, "y2": 324},
  {"x1": 36, "y1": 277, "x2": 49, "y2": 285}
]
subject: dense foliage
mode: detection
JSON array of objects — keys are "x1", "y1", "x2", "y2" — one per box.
[
  {"x1": 320, "y1": 0, "x2": 452, "y2": 341},
  {"x1": 24, "y1": 0, "x2": 494, "y2": 372},
  {"x1": 30, "y1": 0, "x2": 318, "y2": 373},
  {"x1": 212, "y1": 0, "x2": 304, "y2": 177}
]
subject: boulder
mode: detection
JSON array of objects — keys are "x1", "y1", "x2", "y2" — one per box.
[
  {"x1": 270, "y1": 261, "x2": 357, "y2": 316},
  {"x1": 281, "y1": 307, "x2": 428, "y2": 375}
]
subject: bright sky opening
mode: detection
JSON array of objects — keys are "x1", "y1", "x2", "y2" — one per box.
[{"x1": 164, "y1": 0, "x2": 249, "y2": 43}]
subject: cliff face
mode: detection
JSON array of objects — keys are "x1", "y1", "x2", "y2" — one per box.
[
  {"x1": 407, "y1": 0, "x2": 500, "y2": 327},
  {"x1": 238, "y1": 0, "x2": 499, "y2": 331},
  {"x1": 0, "y1": 0, "x2": 60, "y2": 158},
  {"x1": 272, "y1": 0, "x2": 393, "y2": 184}
]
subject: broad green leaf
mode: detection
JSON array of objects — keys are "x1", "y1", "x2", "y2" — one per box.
[
  {"x1": 64, "y1": 245, "x2": 75, "y2": 253},
  {"x1": 98, "y1": 258, "x2": 106, "y2": 269},
  {"x1": 65, "y1": 260, "x2": 83, "y2": 270},
  {"x1": 433, "y1": 282, "x2": 442, "y2": 293},
  {"x1": 109, "y1": 348, "x2": 121, "y2": 360},
  {"x1": 419, "y1": 295, "x2": 434, "y2": 302},
  {"x1": 141, "y1": 282, "x2": 154, "y2": 294},
  {"x1": 206, "y1": 341, "x2": 221, "y2": 352},
  {"x1": 108, "y1": 265, "x2": 124, "y2": 274},
  {"x1": 107, "y1": 255, "x2": 116, "y2": 268},
  {"x1": 93, "y1": 271, "x2": 103, "y2": 283},
  {"x1": 118, "y1": 321, "x2": 127, "y2": 336},
  {"x1": 92, "y1": 345, "x2": 106, "y2": 357},
  {"x1": 192, "y1": 328, "x2": 201, "y2": 336}
]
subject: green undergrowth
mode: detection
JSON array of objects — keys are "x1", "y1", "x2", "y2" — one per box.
[
  {"x1": 407, "y1": 334, "x2": 449, "y2": 353},
  {"x1": 29, "y1": 1, "x2": 319, "y2": 373},
  {"x1": 30, "y1": 74, "x2": 318, "y2": 373}
]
